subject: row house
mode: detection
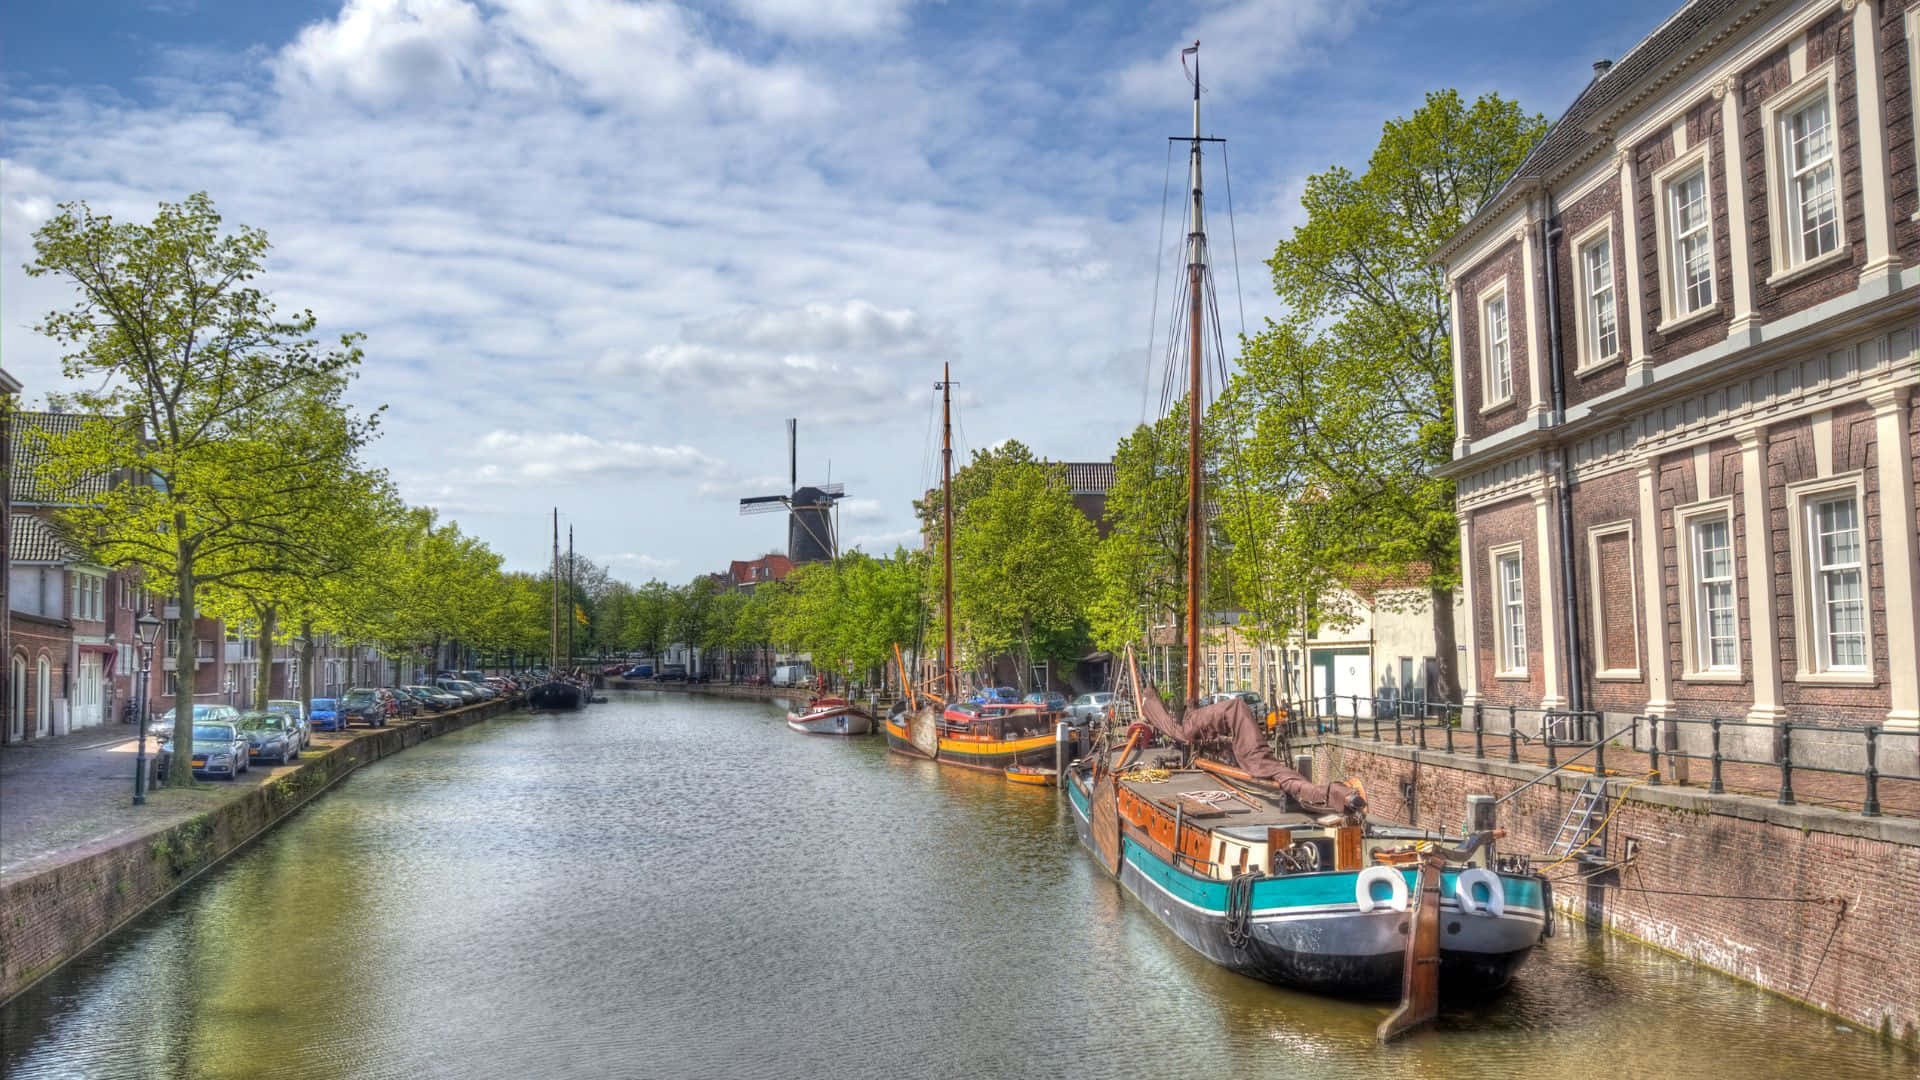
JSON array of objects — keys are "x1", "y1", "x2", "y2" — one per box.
[{"x1": 1437, "y1": 0, "x2": 1919, "y2": 748}]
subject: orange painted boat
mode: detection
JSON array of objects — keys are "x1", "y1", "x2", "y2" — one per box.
[{"x1": 1004, "y1": 764, "x2": 1057, "y2": 787}]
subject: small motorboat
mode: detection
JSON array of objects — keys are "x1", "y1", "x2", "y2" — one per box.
[
  {"x1": 786, "y1": 697, "x2": 873, "y2": 736},
  {"x1": 1004, "y1": 764, "x2": 1057, "y2": 787}
]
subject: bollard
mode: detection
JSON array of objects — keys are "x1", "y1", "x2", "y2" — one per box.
[
  {"x1": 1863, "y1": 726, "x2": 1882, "y2": 818},
  {"x1": 1777, "y1": 721, "x2": 1795, "y2": 806},
  {"x1": 1466, "y1": 794, "x2": 1497, "y2": 863},
  {"x1": 1708, "y1": 717, "x2": 1725, "y2": 794}
]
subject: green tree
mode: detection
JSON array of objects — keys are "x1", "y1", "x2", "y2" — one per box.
[
  {"x1": 28, "y1": 194, "x2": 371, "y2": 781},
  {"x1": 951, "y1": 457, "x2": 1096, "y2": 691},
  {"x1": 1089, "y1": 411, "x2": 1188, "y2": 657},
  {"x1": 1225, "y1": 91, "x2": 1545, "y2": 706}
]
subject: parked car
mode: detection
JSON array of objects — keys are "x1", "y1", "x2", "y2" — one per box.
[
  {"x1": 309, "y1": 698, "x2": 344, "y2": 732},
  {"x1": 237, "y1": 711, "x2": 302, "y2": 765},
  {"x1": 148, "y1": 703, "x2": 239, "y2": 743},
  {"x1": 1208, "y1": 690, "x2": 1263, "y2": 711},
  {"x1": 263, "y1": 699, "x2": 311, "y2": 749},
  {"x1": 157, "y1": 722, "x2": 250, "y2": 781},
  {"x1": 657, "y1": 664, "x2": 688, "y2": 682},
  {"x1": 968, "y1": 687, "x2": 1020, "y2": 705},
  {"x1": 1022, "y1": 691, "x2": 1069, "y2": 711},
  {"x1": 403, "y1": 685, "x2": 460, "y2": 711},
  {"x1": 1068, "y1": 692, "x2": 1116, "y2": 721},
  {"x1": 339, "y1": 688, "x2": 389, "y2": 728},
  {"x1": 770, "y1": 663, "x2": 812, "y2": 687},
  {"x1": 435, "y1": 677, "x2": 483, "y2": 703},
  {"x1": 622, "y1": 663, "x2": 653, "y2": 679}
]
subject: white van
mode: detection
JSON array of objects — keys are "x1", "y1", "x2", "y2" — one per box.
[{"x1": 771, "y1": 663, "x2": 813, "y2": 687}]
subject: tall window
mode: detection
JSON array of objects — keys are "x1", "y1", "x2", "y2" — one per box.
[
  {"x1": 1667, "y1": 169, "x2": 1714, "y2": 316},
  {"x1": 1809, "y1": 495, "x2": 1865, "y2": 670},
  {"x1": 1581, "y1": 234, "x2": 1617, "y2": 362},
  {"x1": 1782, "y1": 91, "x2": 1838, "y2": 264},
  {"x1": 1690, "y1": 517, "x2": 1738, "y2": 670},
  {"x1": 1239, "y1": 652, "x2": 1251, "y2": 690},
  {"x1": 1483, "y1": 292, "x2": 1511, "y2": 403},
  {"x1": 1496, "y1": 551, "x2": 1526, "y2": 673}
]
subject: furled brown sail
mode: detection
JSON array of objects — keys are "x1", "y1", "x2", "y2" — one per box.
[{"x1": 1135, "y1": 692, "x2": 1361, "y2": 815}]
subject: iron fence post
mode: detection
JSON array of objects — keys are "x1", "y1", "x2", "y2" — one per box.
[
  {"x1": 1709, "y1": 717, "x2": 1724, "y2": 794},
  {"x1": 1863, "y1": 725, "x2": 1881, "y2": 818},
  {"x1": 1369, "y1": 697, "x2": 1379, "y2": 741},
  {"x1": 1507, "y1": 704, "x2": 1518, "y2": 764},
  {"x1": 1394, "y1": 707, "x2": 1404, "y2": 746},
  {"x1": 1474, "y1": 703, "x2": 1485, "y2": 759},
  {"x1": 1442, "y1": 706, "x2": 1453, "y2": 754},
  {"x1": 1644, "y1": 717, "x2": 1659, "y2": 782},
  {"x1": 1546, "y1": 713, "x2": 1559, "y2": 770},
  {"x1": 1777, "y1": 721, "x2": 1795, "y2": 806},
  {"x1": 1594, "y1": 723, "x2": 1606, "y2": 777}
]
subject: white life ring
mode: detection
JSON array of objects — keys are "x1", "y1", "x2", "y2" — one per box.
[
  {"x1": 1454, "y1": 867, "x2": 1505, "y2": 917},
  {"x1": 1354, "y1": 865, "x2": 1409, "y2": 913}
]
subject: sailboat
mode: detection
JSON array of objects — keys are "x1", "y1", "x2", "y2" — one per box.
[
  {"x1": 528, "y1": 510, "x2": 586, "y2": 711},
  {"x1": 882, "y1": 365, "x2": 1080, "y2": 774},
  {"x1": 1064, "y1": 44, "x2": 1547, "y2": 1037}
]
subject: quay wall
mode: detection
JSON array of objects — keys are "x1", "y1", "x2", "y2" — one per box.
[
  {"x1": 1311, "y1": 735, "x2": 1920, "y2": 1043},
  {"x1": 0, "y1": 699, "x2": 514, "y2": 1006}
]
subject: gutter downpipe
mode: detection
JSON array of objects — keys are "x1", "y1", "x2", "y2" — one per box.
[{"x1": 1541, "y1": 195, "x2": 1586, "y2": 717}]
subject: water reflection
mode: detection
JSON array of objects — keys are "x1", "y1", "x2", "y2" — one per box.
[{"x1": 3, "y1": 691, "x2": 1912, "y2": 1079}]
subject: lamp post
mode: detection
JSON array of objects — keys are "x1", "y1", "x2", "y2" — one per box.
[{"x1": 132, "y1": 607, "x2": 161, "y2": 805}]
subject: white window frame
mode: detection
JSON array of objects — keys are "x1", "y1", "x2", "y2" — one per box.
[
  {"x1": 1478, "y1": 280, "x2": 1513, "y2": 411},
  {"x1": 1675, "y1": 497, "x2": 1742, "y2": 680},
  {"x1": 1651, "y1": 144, "x2": 1718, "y2": 331},
  {"x1": 1586, "y1": 520, "x2": 1640, "y2": 680},
  {"x1": 1786, "y1": 473, "x2": 1875, "y2": 685},
  {"x1": 1571, "y1": 218, "x2": 1621, "y2": 373},
  {"x1": 1490, "y1": 543, "x2": 1528, "y2": 677},
  {"x1": 1760, "y1": 62, "x2": 1847, "y2": 282}
]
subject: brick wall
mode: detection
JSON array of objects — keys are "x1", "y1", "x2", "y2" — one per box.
[
  {"x1": 1469, "y1": 495, "x2": 1544, "y2": 705},
  {"x1": 1457, "y1": 238, "x2": 1529, "y2": 442},
  {"x1": 1888, "y1": 1, "x2": 1919, "y2": 262},
  {"x1": 1313, "y1": 736, "x2": 1920, "y2": 1042}
]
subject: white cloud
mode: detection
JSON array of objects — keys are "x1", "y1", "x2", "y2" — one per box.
[
  {"x1": 722, "y1": 0, "x2": 911, "y2": 38},
  {"x1": 273, "y1": 0, "x2": 831, "y2": 118},
  {"x1": 465, "y1": 430, "x2": 723, "y2": 483},
  {"x1": 1113, "y1": 0, "x2": 1369, "y2": 103},
  {"x1": 606, "y1": 551, "x2": 678, "y2": 574},
  {"x1": 845, "y1": 526, "x2": 920, "y2": 553}
]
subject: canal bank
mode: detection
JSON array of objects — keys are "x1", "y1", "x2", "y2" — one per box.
[
  {"x1": 0, "y1": 698, "x2": 517, "y2": 1005},
  {"x1": 1309, "y1": 733, "x2": 1920, "y2": 1044}
]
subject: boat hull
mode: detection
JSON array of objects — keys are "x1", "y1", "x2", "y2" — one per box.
[
  {"x1": 786, "y1": 706, "x2": 873, "y2": 735},
  {"x1": 882, "y1": 716, "x2": 1064, "y2": 772},
  {"x1": 528, "y1": 681, "x2": 585, "y2": 710},
  {"x1": 1067, "y1": 773, "x2": 1542, "y2": 999}
]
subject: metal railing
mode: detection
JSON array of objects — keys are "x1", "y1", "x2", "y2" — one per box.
[
  {"x1": 1632, "y1": 713, "x2": 1920, "y2": 817},
  {"x1": 1279, "y1": 692, "x2": 1919, "y2": 818}
]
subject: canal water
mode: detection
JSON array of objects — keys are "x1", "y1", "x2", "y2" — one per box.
[{"x1": 3, "y1": 691, "x2": 1912, "y2": 1079}]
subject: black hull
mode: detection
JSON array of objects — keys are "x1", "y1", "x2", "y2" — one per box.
[{"x1": 529, "y1": 681, "x2": 585, "y2": 710}]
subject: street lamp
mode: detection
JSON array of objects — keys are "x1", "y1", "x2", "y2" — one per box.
[{"x1": 132, "y1": 607, "x2": 161, "y2": 805}]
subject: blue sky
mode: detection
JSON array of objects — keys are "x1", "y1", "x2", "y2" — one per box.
[{"x1": 2, "y1": 0, "x2": 1680, "y2": 579}]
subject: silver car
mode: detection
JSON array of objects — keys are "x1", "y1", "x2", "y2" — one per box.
[
  {"x1": 148, "y1": 703, "x2": 240, "y2": 743},
  {"x1": 1067, "y1": 692, "x2": 1115, "y2": 721},
  {"x1": 157, "y1": 722, "x2": 250, "y2": 781},
  {"x1": 264, "y1": 699, "x2": 312, "y2": 749}
]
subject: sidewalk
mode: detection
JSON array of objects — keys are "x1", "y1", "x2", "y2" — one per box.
[{"x1": 0, "y1": 723, "x2": 363, "y2": 880}]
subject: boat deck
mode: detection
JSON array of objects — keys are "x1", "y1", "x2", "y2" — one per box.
[{"x1": 1109, "y1": 764, "x2": 1320, "y2": 829}]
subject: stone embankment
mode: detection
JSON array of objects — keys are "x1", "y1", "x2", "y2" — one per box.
[
  {"x1": 0, "y1": 698, "x2": 516, "y2": 1005},
  {"x1": 1310, "y1": 734, "x2": 1919, "y2": 1044}
]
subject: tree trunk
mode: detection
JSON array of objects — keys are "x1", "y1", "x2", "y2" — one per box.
[
  {"x1": 169, "y1": 529, "x2": 196, "y2": 788},
  {"x1": 298, "y1": 619, "x2": 317, "y2": 713},
  {"x1": 254, "y1": 602, "x2": 277, "y2": 709},
  {"x1": 1430, "y1": 585, "x2": 1461, "y2": 706}
]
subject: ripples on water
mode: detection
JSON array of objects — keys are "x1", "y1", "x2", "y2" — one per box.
[{"x1": 4, "y1": 692, "x2": 1913, "y2": 1079}]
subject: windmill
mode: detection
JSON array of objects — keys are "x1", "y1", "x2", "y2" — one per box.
[{"x1": 738, "y1": 418, "x2": 846, "y2": 563}]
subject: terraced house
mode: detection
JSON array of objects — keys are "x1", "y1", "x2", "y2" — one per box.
[{"x1": 1437, "y1": 0, "x2": 1920, "y2": 742}]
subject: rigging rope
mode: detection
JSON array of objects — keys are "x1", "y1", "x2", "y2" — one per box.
[{"x1": 1143, "y1": 138, "x2": 1175, "y2": 430}]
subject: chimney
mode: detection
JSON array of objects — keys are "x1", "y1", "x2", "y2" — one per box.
[{"x1": 1593, "y1": 59, "x2": 1613, "y2": 77}]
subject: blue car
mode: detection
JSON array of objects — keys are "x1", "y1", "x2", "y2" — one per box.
[
  {"x1": 967, "y1": 686, "x2": 1020, "y2": 705},
  {"x1": 623, "y1": 664, "x2": 653, "y2": 678},
  {"x1": 308, "y1": 697, "x2": 345, "y2": 732}
]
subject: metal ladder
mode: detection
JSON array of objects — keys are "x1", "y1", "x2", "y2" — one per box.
[{"x1": 1547, "y1": 775, "x2": 1610, "y2": 859}]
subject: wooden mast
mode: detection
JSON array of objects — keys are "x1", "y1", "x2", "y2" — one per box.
[
  {"x1": 940, "y1": 363, "x2": 955, "y2": 700},
  {"x1": 550, "y1": 509, "x2": 560, "y2": 673},
  {"x1": 1183, "y1": 41, "x2": 1206, "y2": 711},
  {"x1": 566, "y1": 525, "x2": 576, "y2": 673}
]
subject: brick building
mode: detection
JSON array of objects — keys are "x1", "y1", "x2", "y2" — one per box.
[{"x1": 1436, "y1": 0, "x2": 1919, "y2": 742}]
